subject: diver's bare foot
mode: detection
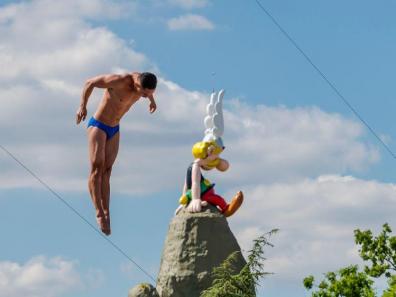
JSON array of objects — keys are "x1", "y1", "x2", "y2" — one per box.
[
  {"x1": 96, "y1": 216, "x2": 111, "y2": 236},
  {"x1": 105, "y1": 214, "x2": 111, "y2": 235},
  {"x1": 223, "y1": 191, "x2": 244, "y2": 217}
]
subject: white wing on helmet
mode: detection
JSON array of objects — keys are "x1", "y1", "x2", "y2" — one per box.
[
  {"x1": 204, "y1": 91, "x2": 216, "y2": 137},
  {"x1": 203, "y1": 89, "x2": 225, "y2": 145},
  {"x1": 212, "y1": 89, "x2": 224, "y2": 138}
]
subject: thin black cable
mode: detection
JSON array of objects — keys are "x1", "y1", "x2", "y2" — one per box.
[
  {"x1": 254, "y1": 0, "x2": 396, "y2": 160},
  {"x1": 0, "y1": 144, "x2": 156, "y2": 283}
]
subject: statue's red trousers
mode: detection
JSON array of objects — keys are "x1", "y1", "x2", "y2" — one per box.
[{"x1": 201, "y1": 188, "x2": 228, "y2": 212}]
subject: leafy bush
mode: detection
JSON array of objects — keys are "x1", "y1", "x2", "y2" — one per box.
[
  {"x1": 304, "y1": 224, "x2": 396, "y2": 297},
  {"x1": 201, "y1": 229, "x2": 278, "y2": 297}
]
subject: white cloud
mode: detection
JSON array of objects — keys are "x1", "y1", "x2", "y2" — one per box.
[
  {"x1": 0, "y1": 0, "x2": 146, "y2": 84},
  {"x1": 167, "y1": 14, "x2": 214, "y2": 31},
  {"x1": 168, "y1": 0, "x2": 209, "y2": 9},
  {"x1": 222, "y1": 102, "x2": 379, "y2": 185},
  {"x1": 0, "y1": 256, "x2": 81, "y2": 297},
  {"x1": 0, "y1": 0, "x2": 152, "y2": 192},
  {"x1": 0, "y1": 79, "x2": 379, "y2": 194},
  {"x1": 0, "y1": 0, "x2": 381, "y2": 197},
  {"x1": 229, "y1": 175, "x2": 396, "y2": 282}
]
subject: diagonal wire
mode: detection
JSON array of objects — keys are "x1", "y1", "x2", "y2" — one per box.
[
  {"x1": 0, "y1": 143, "x2": 156, "y2": 283},
  {"x1": 254, "y1": 0, "x2": 396, "y2": 160}
]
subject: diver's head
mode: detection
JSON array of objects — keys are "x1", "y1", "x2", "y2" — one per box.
[{"x1": 137, "y1": 72, "x2": 157, "y2": 97}]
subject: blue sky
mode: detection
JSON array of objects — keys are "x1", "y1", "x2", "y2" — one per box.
[{"x1": 1, "y1": 1, "x2": 396, "y2": 296}]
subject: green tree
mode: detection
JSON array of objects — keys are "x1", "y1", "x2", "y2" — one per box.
[
  {"x1": 382, "y1": 276, "x2": 396, "y2": 297},
  {"x1": 304, "y1": 224, "x2": 396, "y2": 297},
  {"x1": 303, "y1": 266, "x2": 375, "y2": 297},
  {"x1": 201, "y1": 229, "x2": 278, "y2": 297},
  {"x1": 355, "y1": 223, "x2": 396, "y2": 278}
]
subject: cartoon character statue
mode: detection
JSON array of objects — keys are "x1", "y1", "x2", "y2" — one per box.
[{"x1": 175, "y1": 90, "x2": 243, "y2": 216}]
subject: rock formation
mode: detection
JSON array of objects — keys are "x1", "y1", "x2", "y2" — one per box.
[
  {"x1": 129, "y1": 205, "x2": 246, "y2": 297},
  {"x1": 128, "y1": 283, "x2": 159, "y2": 297}
]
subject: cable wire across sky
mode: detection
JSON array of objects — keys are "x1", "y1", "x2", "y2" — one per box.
[
  {"x1": 254, "y1": 0, "x2": 396, "y2": 160},
  {"x1": 0, "y1": 144, "x2": 157, "y2": 283}
]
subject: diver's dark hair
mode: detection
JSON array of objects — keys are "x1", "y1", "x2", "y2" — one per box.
[{"x1": 140, "y1": 72, "x2": 157, "y2": 90}]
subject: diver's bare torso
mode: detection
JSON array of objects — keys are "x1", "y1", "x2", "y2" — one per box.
[{"x1": 94, "y1": 72, "x2": 142, "y2": 126}]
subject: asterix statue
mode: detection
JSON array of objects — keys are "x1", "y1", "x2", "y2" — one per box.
[{"x1": 175, "y1": 90, "x2": 243, "y2": 216}]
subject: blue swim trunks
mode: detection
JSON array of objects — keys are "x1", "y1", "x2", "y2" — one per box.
[{"x1": 87, "y1": 117, "x2": 120, "y2": 140}]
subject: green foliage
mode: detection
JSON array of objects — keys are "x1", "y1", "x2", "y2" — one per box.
[
  {"x1": 303, "y1": 265, "x2": 375, "y2": 297},
  {"x1": 200, "y1": 229, "x2": 278, "y2": 297},
  {"x1": 303, "y1": 275, "x2": 315, "y2": 290},
  {"x1": 382, "y1": 276, "x2": 396, "y2": 297},
  {"x1": 304, "y1": 224, "x2": 396, "y2": 297},
  {"x1": 355, "y1": 223, "x2": 396, "y2": 278}
]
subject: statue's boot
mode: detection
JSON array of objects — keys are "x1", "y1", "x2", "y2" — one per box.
[{"x1": 224, "y1": 191, "x2": 244, "y2": 217}]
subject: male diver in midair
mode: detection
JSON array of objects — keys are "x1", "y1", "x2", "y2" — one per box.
[{"x1": 76, "y1": 72, "x2": 158, "y2": 235}]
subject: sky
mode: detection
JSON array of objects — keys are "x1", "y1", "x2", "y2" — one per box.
[{"x1": 0, "y1": 0, "x2": 396, "y2": 296}]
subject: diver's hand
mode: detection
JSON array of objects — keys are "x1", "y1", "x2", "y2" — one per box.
[
  {"x1": 187, "y1": 199, "x2": 202, "y2": 213},
  {"x1": 149, "y1": 101, "x2": 157, "y2": 113},
  {"x1": 76, "y1": 106, "x2": 87, "y2": 124}
]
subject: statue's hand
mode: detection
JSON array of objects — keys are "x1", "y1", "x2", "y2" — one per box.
[
  {"x1": 176, "y1": 201, "x2": 207, "y2": 216},
  {"x1": 187, "y1": 199, "x2": 202, "y2": 213}
]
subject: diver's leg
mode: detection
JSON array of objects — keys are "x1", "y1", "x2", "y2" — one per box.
[
  {"x1": 102, "y1": 131, "x2": 120, "y2": 233},
  {"x1": 87, "y1": 126, "x2": 109, "y2": 234}
]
